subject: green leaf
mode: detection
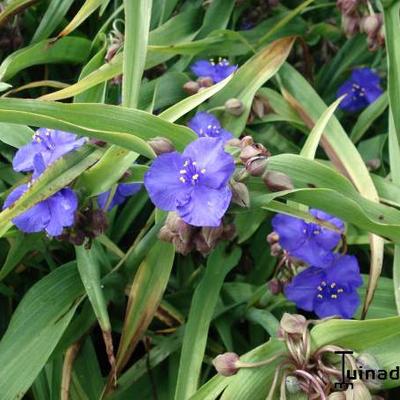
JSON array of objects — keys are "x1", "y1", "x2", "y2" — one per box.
[
  {"x1": 0, "y1": 37, "x2": 91, "y2": 82},
  {"x1": 350, "y1": 92, "x2": 388, "y2": 143},
  {"x1": 75, "y1": 244, "x2": 111, "y2": 331},
  {"x1": 122, "y1": 0, "x2": 152, "y2": 108},
  {"x1": 0, "y1": 263, "x2": 84, "y2": 399},
  {"x1": 0, "y1": 123, "x2": 33, "y2": 148},
  {"x1": 174, "y1": 244, "x2": 241, "y2": 400},
  {"x1": 0, "y1": 98, "x2": 196, "y2": 153},
  {"x1": 115, "y1": 241, "x2": 175, "y2": 373},
  {"x1": 31, "y1": 0, "x2": 74, "y2": 43}
]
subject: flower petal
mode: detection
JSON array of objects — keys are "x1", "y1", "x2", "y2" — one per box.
[
  {"x1": 45, "y1": 188, "x2": 78, "y2": 236},
  {"x1": 182, "y1": 137, "x2": 235, "y2": 189},
  {"x1": 191, "y1": 60, "x2": 214, "y2": 79},
  {"x1": 284, "y1": 267, "x2": 325, "y2": 311},
  {"x1": 144, "y1": 151, "x2": 190, "y2": 211},
  {"x1": 326, "y1": 255, "x2": 363, "y2": 288},
  {"x1": 271, "y1": 214, "x2": 306, "y2": 251},
  {"x1": 12, "y1": 142, "x2": 41, "y2": 172},
  {"x1": 176, "y1": 185, "x2": 232, "y2": 227}
]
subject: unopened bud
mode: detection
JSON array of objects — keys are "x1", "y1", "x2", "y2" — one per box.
[
  {"x1": 197, "y1": 76, "x2": 214, "y2": 88},
  {"x1": 225, "y1": 98, "x2": 244, "y2": 116},
  {"x1": 268, "y1": 279, "x2": 282, "y2": 295},
  {"x1": 345, "y1": 379, "x2": 372, "y2": 400},
  {"x1": 328, "y1": 393, "x2": 346, "y2": 400},
  {"x1": 148, "y1": 137, "x2": 175, "y2": 155},
  {"x1": 266, "y1": 231, "x2": 279, "y2": 245},
  {"x1": 201, "y1": 225, "x2": 224, "y2": 248},
  {"x1": 159, "y1": 213, "x2": 194, "y2": 255},
  {"x1": 285, "y1": 375, "x2": 301, "y2": 394},
  {"x1": 231, "y1": 181, "x2": 250, "y2": 207},
  {"x1": 366, "y1": 158, "x2": 381, "y2": 171},
  {"x1": 245, "y1": 156, "x2": 268, "y2": 176},
  {"x1": 263, "y1": 171, "x2": 294, "y2": 192},
  {"x1": 341, "y1": 14, "x2": 360, "y2": 37},
  {"x1": 240, "y1": 136, "x2": 254, "y2": 147},
  {"x1": 240, "y1": 144, "x2": 269, "y2": 163},
  {"x1": 279, "y1": 313, "x2": 307, "y2": 336},
  {"x1": 360, "y1": 14, "x2": 382, "y2": 36},
  {"x1": 337, "y1": 0, "x2": 359, "y2": 15},
  {"x1": 183, "y1": 80, "x2": 200, "y2": 95},
  {"x1": 270, "y1": 243, "x2": 282, "y2": 256},
  {"x1": 212, "y1": 352, "x2": 240, "y2": 376}
]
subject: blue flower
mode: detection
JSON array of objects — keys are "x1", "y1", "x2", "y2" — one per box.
[
  {"x1": 272, "y1": 209, "x2": 345, "y2": 266},
  {"x1": 188, "y1": 112, "x2": 233, "y2": 141},
  {"x1": 337, "y1": 68, "x2": 383, "y2": 112},
  {"x1": 284, "y1": 255, "x2": 362, "y2": 319},
  {"x1": 191, "y1": 58, "x2": 237, "y2": 83},
  {"x1": 3, "y1": 184, "x2": 78, "y2": 236},
  {"x1": 98, "y1": 183, "x2": 141, "y2": 211},
  {"x1": 13, "y1": 128, "x2": 86, "y2": 177},
  {"x1": 144, "y1": 137, "x2": 235, "y2": 227}
]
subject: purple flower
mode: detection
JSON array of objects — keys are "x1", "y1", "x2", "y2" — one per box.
[
  {"x1": 98, "y1": 183, "x2": 141, "y2": 210},
  {"x1": 284, "y1": 255, "x2": 362, "y2": 319},
  {"x1": 144, "y1": 137, "x2": 235, "y2": 227},
  {"x1": 13, "y1": 128, "x2": 86, "y2": 177},
  {"x1": 337, "y1": 68, "x2": 383, "y2": 112},
  {"x1": 3, "y1": 184, "x2": 78, "y2": 236},
  {"x1": 272, "y1": 209, "x2": 345, "y2": 266},
  {"x1": 191, "y1": 58, "x2": 237, "y2": 83},
  {"x1": 188, "y1": 112, "x2": 233, "y2": 141}
]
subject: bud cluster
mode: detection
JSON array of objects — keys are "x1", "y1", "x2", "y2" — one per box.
[
  {"x1": 159, "y1": 213, "x2": 235, "y2": 256},
  {"x1": 337, "y1": 0, "x2": 384, "y2": 50}
]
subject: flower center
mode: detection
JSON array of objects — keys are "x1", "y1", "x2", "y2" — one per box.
[
  {"x1": 33, "y1": 129, "x2": 55, "y2": 150},
  {"x1": 315, "y1": 280, "x2": 344, "y2": 301},
  {"x1": 351, "y1": 83, "x2": 366, "y2": 100},
  {"x1": 179, "y1": 158, "x2": 206, "y2": 185},
  {"x1": 303, "y1": 223, "x2": 322, "y2": 237},
  {"x1": 197, "y1": 124, "x2": 221, "y2": 138}
]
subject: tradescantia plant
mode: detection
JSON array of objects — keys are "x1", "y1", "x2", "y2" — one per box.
[{"x1": 0, "y1": 0, "x2": 400, "y2": 399}]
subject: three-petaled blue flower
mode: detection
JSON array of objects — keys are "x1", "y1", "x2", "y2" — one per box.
[
  {"x1": 98, "y1": 183, "x2": 141, "y2": 211},
  {"x1": 188, "y1": 112, "x2": 233, "y2": 142},
  {"x1": 3, "y1": 184, "x2": 78, "y2": 236},
  {"x1": 272, "y1": 209, "x2": 345, "y2": 267},
  {"x1": 144, "y1": 137, "x2": 235, "y2": 227},
  {"x1": 191, "y1": 58, "x2": 237, "y2": 83},
  {"x1": 13, "y1": 128, "x2": 86, "y2": 177},
  {"x1": 337, "y1": 68, "x2": 383, "y2": 112},
  {"x1": 284, "y1": 255, "x2": 362, "y2": 319}
]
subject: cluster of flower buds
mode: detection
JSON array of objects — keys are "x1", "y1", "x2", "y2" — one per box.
[
  {"x1": 159, "y1": 213, "x2": 235, "y2": 256},
  {"x1": 183, "y1": 77, "x2": 214, "y2": 95},
  {"x1": 60, "y1": 207, "x2": 108, "y2": 247},
  {"x1": 105, "y1": 20, "x2": 124, "y2": 85},
  {"x1": 337, "y1": 0, "x2": 384, "y2": 50}
]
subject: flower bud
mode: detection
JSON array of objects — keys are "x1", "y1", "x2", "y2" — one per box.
[
  {"x1": 345, "y1": 379, "x2": 372, "y2": 400},
  {"x1": 197, "y1": 76, "x2": 214, "y2": 88},
  {"x1": 240, "y1": 136, "x2": 254, "y2": 147},
  {"x1": 270, "y1": 242, "x2": 282, "y2": 256},
  {"x1": 268, "y1": 279, "x2": 282, "y2": 295},
  {"x1": 230, "y1": 181, "x2": 250, "y2": 208},
  {"x1": 341, "y1": 14, "x2": 360, "y2": 37},
  {"x1": 240, "y1": 143, "x2": 269, "y2": 164},
  {"x1": 225, "y1": 98, "x2": 244, "y2": 116},
  {"x1": 159, "y1": 213, "x2": 194, "y2": 255},
  {"x1": 212, "y1": 352, "x2": 240, "y2": 376},
  {"x1": 266, "y1": 232, "x2": 279, "y2": 245},
  {"x1": 285, "y1": 375, "x2": 301, "y2": 394},
  {"x1": 245, "y1": 156, "x2": 268, "y2": 176},
  {"x1": 279, "y1": 313, "x2": 307, "y2": 336},
  {"x1": 360, "y1": 14, "x2": 382, "y2": 36},
  {"x1": 328, "y1": 393, "x2": 346, "y2": 400},
  {"x1": 337, "y1": 0, "x2": 359, "y2": 15},
  {"x1": 183, "y1": 81, "x2": 200, "y2": 95},
  {"x1": 263, "y1": 171, "x2": 294, "y2": 192},
  {"x1": 225, "y1": 138, "x2": 242, "y2": 147},
  {"x1": 366, "y1": 158, "x2": 381, "y2": 171},
  {"x1": 148, "y1": 137, "x2": 175, "y2": 155}
]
